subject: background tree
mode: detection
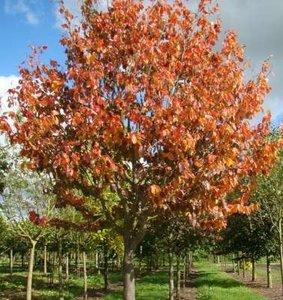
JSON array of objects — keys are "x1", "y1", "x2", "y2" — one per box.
[
  {"x1": 1, "y1": 0, "x2": 281, "y2": 299},
  {"x1": 252, "y1": 156, "x2": 283, "y2": 292},
  {"x1": 0, "y1": 149, "x2": 54, "y2": 300}
]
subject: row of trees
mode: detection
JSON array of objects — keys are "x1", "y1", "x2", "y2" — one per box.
[
  {"x1": 217, "y1": 151, "x2": 283, "y2": 292},
  {"x1": 0, "y1": 0, "x2": 282, "y2": 299}
]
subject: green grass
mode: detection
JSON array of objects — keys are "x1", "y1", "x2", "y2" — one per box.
[
  {"x1": 255, "y1": 264, "x2": 282, "y2": 284},
  {"x1": 0, "y1": 264, "x2": 168, "y2": 300},
  {"x1": 196, "y1": 261, "x2": 267, "y2": 300},
  {"x1": 104, "y1": 271, "x2": 169, "y2": 300},
  {"x1": 0, "y1": 265, "x2": 120, "y2": 300}
]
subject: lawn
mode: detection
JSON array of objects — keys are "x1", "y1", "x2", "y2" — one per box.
[
  {"x1": 0, "y1": 265, "x2": 169, "y2": 300},
  {"x1": 195, "y1": 261, "x2": 268, "y2": 300}
]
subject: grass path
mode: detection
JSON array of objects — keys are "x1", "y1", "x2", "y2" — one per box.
[{"x1": 195, "y1": 261, "x2": 268, "y2": 300}]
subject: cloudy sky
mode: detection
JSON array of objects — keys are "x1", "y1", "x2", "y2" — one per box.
[{"x1": 0, "y1": 0, "x2": 282, "y2": 125}]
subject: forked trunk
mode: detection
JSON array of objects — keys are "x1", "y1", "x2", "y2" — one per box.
[
  {"x1": 123, "y1": 241, "x2": 136, "y2": 300},
  {"x1": 26, "y1": 240, "x2": 37, "y2": 300}
]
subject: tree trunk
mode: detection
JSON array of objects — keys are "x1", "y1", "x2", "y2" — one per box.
[
  {"x1": 176, "y1": 255, "x2": 181, "y2": 299},
  {"x1": 95, "y1": 251, "x2": 100, "y2": 274},
  {"x1": 123, "y1": 240, "x2": 136, "y2": 300},
  {"x1": 26, "y1": 240, "x2": 37, "y2": 300},
  {"x1": 58, "y1": 237, "x2": 64, "y2": 300},
  {"x1": 183, "y1": 255, "x2": 187, "y2": 287},
  {"x1": 242, "y1": 257, "x2": 246, "y2": 279},
  {"x1": 21, "y1": 253, "x2": 24, "y2": 268},
  {"x1": 267, "y1": 254, "x2": 272, "y2": 288},
  {"x1": 83, "y1": 251, "x2": 88, "y2": 299},
  {"x1": 9, "y1": 248, "x2": 13, "y2": 275},
  {"x1": 168, "y1": 250, "x2": 174, "y2": 300},
  {"x1": 279, "y1": 218, "x2": 283, "y2": 295},
  {"x1": 66, "y1": 253, "x2": 69, "y2": 281},
  {"x1": 237, "y1": 253, "x2": 240, "y2": 275},
  {"x1": 232, "y1": 253, "x2": 235, "y2": 273},
  {"x1": 103, "y1": 243, "x2": 109, "y2": 291},
  {"x1": 44, "y1": 245, "x2": 47, "y2": 274},
  {"x1": 76, "y1": 245, "x2": 80, "y2": 276},
  {"x1": 251, "y1": 255, "x2": 256, "y2": 282}
]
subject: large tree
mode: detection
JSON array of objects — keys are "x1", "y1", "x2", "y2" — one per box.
[{"x1": 0, "y1": 0, "x2": 281, "y2": 298}]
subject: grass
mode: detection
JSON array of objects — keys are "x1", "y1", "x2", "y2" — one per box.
[
  {"x1": 255, "y1": 263, "x2": 282, "y2": 284},
  {"x1": 104, "y1": 271, "x2": 169, "y2": 300},
  {"x1": 195, "y1": 261, "x2": 267, "y2": 300},
  {"x1": 0, "y1": 260, "x2": 272, "y2": 300},
  {"x1": 0, "y1": 264, "x2": 168, "y2": 300},
  {"x1": 0, "y1": 265, "x2": 120, "y2": 300}
]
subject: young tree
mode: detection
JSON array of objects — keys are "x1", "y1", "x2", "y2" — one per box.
[
  {"x1": 253, "y1": 157, "x2": 283, "y2": 293},
  {"x1": 0, "y1": 150, "x2": 54, "y2": 300},
  {"x1": 1, "y1": 0, "x2": 281, "y2": 298}
]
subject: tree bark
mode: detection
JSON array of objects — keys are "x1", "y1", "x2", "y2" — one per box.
[
  {"x1": 242, "y1": 257, "x2": 246, "y2": 279},
  {"x1": 176, "y1": 255, "x2": 181, "y2": 299},
  {"x1": 103, "y1": 243, "x2": 109, "y2": 291},
  {"x1": 83, "y1": 251, "x2": 88, "y2": 299},
  {"x1": 26, "y1": 240, "x2": 37, "y2": 300},
  {"x1": 237, "y1": 253, "x2": 240, "y2": 275},
  {"x1": 267, "y1": 254, "x2": 272, "y2": 288},
  {"x1": 44, "y1": 245, "x2": 47, "y2": 274},
  {"x1": 9, "y1": 248, "x2": 13, "y2": 275},
  {"x1": 95, "y1": 251, "x2": 100, "y2": 274},
  {"x1": 66, "y1": 253, "x2": 69, "y2": 281},
  {"x1": 168, "y1": 250, "x2": 174, "y2": 300},
  {"x1": 58, "y1": 236, "x2": 64, "y2": 300},
  {"x1": 123, "y1": 239, "x2": 136, "y2": 300},
  {"x1": 251, "y1": 255, "x2": 256, "y2": 282},
  {"x1": 232, "y1": 253, "x2": 235, "y2": 273},
  {"x1": 183, "y1": 255, "x2": 187, "y2": 287}
]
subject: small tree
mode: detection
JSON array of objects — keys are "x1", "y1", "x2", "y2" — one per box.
[
  {"x1": 0, "y1": 149, "x2": 54, "y2": 300},
  {"x1": 1, "y1": 0, "x2": 281, "y2": 298},
  {"x1": 253, "y1": 156, "x2": 283, "y2": 292}
]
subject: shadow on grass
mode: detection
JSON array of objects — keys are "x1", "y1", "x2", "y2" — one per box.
[
  {"x1": 137, "y1": 271, "x2": 168, "y2": 285},
  {"x1": 197, "y1": 271, "x2": 244, "y2": 289}
]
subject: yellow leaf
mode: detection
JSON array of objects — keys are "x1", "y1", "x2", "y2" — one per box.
[
  {"x1": 224, "y1": 157, "x2": 234, "y2": 167},
  {"x1": 150, "y1": 184, "x2": 161, "y2": 196}
]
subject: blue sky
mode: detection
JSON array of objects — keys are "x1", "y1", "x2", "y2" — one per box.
[
  {"x1": 0, "y1": 0, "x2": 64, "y2": 75},
  {"x1": 0, "y1": 0, "x2": 282, "y2": 126}
]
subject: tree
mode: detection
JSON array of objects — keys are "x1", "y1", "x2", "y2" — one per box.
[
  {"x1": 1, "y1": 0, "x2": 281, "y2": 299},
  {"x1": 253, "y1": 156, "x2": 283, "y2": 292},
  {"x1": 0, "y1": 149, "x2": 54, "y2": 300}
]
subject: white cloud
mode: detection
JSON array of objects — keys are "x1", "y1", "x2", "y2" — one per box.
[
  {"x1": 4, "y1": 0, "x2": 39, "y2": 25},
  {"x1": 0, "y1": 75, "x2": 19, "y2": 145},
  {"x1": 0, "y1": 75, "x2": 19, "y2": 113},
  {"x1": 54, "y1": 0, "x2": 83, "y2": 29},
  {"x1": 54, "y1": 0, "x2": 110, "y2": 29}
]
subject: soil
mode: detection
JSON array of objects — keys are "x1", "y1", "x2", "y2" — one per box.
[{"x1": 179, "y1": 269, "x2": 198, "y2": 300}]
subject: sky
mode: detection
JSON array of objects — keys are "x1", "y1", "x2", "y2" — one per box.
[{"x1": 0, "y1": 0, "x2": 282, "y2": 126}]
